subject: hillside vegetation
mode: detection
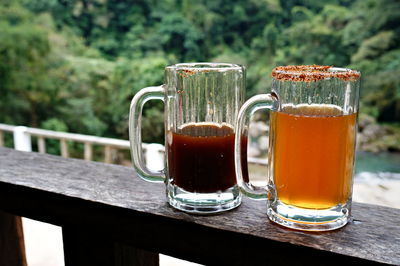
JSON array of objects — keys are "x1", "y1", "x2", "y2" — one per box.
[{"x1": 1, "y1": 0, "x2": 399, "y2": 150}]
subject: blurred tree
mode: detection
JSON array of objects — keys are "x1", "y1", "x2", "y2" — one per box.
[
  {"x1": 158, "y1": 13, "x2": 203, "y2": 61},
  {"x1": 346, "y1": 0, "x2": 400, "y2": 122},
  {"x1": 0, "y1": 0, "x2": 399, "y2": 147},
  {"x1": 0, "y1": 3, "x2": 54, "y2": 127}
]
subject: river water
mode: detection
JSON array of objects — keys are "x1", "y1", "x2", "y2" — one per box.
[{"x1": 355, "y1": 152, "x2": 400, "y2": 183}]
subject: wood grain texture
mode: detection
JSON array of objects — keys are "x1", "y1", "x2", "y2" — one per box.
[
  {"x1": 0, "y1": 147, "x2": 399, "y2": 265},
  {"x1": 0, "y1": 211, "x2": 27, "y2": 266}
]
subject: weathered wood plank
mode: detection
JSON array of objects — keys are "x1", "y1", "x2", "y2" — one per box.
[
  {"x1": 0, "y1": 211, "x2": 27, "y2": 266},
  {"x1": 0, "y1": 147, "x2": 398, "y2": 265}
]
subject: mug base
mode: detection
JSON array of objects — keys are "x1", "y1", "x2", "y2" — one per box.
[
  {"x1": 167, "y1": 184, "x2": 241, "y2": 214},
  {"x1": 267, "y1": 200, "x2": 351, "y2": 231}
]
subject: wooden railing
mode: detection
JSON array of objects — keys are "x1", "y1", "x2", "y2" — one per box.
[
  {"x1": 0, "y1": 123, "x2": 265, "y2": 167},
  {"x1": 0, "y1": 147, "x2": 399, "y2": 265},
  {"x1": 0, "y1": 123, "x2": 164, "y2": 167}
]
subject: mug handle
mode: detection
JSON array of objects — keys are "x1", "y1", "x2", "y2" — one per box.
[
  {"x1": 129, "y1": 85, "x2": 165, "y2": 182},
  {"x1": 235, "y1": 93, "x2": 278, "y2": 199}
]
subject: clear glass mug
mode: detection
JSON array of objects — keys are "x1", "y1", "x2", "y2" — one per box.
[
  {"x1": 129, "y1": 63, "x2": 245, "y2": 214},
  {"x1": 235, "y1": 65, "x2": 360, "y2": 231}
]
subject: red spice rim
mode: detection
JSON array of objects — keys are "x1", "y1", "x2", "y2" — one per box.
[{"x1": 272, "y1": 65, "x2": 360, "y2": 82}]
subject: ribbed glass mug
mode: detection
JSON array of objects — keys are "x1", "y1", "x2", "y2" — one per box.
[
  {"x1": 235, "y1": 65, "x2": 360, "y2": 231},
  {"x1": 129, "y1": 63, "x2": 245, "y2": 213}
]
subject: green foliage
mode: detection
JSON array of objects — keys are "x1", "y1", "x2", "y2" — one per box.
[
  {"x1": 106, "y1": 56, "x2": 167, "y2": 138},
  {"x1": 0, "y1": 0, "x2": 399, "y2": 147},
  {"x1": 352, "y1": 31, "x2": 395, "y2": 62},
  {"x1": 40, "y1": 118, "x2": 68, "y2": 155},
  {"x1": 158, "y1": 13, "x2": 204, "y2": 61},
  {"x1": 0, "y1": 3, "x2": 53, "y2": 127}
]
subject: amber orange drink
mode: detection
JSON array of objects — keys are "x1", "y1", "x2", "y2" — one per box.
[
  {"x1": 235, "y1": 65, "x2": 360, "y2": 231},
  {"x1": 271, "y1": 104, "x2": 357, "y2": 209}
]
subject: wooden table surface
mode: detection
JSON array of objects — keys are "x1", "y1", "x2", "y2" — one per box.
[{"x1": 0, "y1": 147, "x2": 399, "y2": 265}]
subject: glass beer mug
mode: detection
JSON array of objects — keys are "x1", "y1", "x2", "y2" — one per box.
[
  {"x1": 235, "y1": 65, "x2": 360, "y2": 231},
  {"x1": 129, "y1": 63, "x2": 245, "y2": 213}
]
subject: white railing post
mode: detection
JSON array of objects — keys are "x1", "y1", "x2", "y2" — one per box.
[
  {"x1": 84, "y1": 142, "x2": 93, "y2": 161},
  {"x1": 60, "y1": 139, "x2": 69, "y2": 158},
  {"x1": 0, "y1": 130, "x2": 4, "y2": 147},
  {"x1": 145, "y1": 143, "x2": 164, "y2": 171},
  {"x1": 13, "y1": 126, "x2": 32, "y2": 152},
  {"x1": 104, "y1": 145, "x2": 113, "y2": 163},
  {"x1": 38, "y1": 136, "x2": 46, "y2": 153}
]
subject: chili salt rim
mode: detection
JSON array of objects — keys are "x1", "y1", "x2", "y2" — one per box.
[{"x1": 272, "y1": 65, "x2": 360, "y2": 82}]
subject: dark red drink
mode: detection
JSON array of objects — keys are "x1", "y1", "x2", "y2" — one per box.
[{"x1": 167, "y1": 123, "x2": 238, "y2": 193}]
